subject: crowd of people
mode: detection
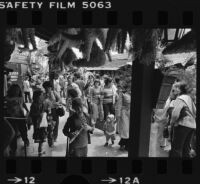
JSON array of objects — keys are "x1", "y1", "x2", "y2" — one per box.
[
  {"x1": 154, "y1": 80, "x2": 196, "y2": 158},
  {"x1": 3, "y1": 68, "x2": 131, "y2": 157}
]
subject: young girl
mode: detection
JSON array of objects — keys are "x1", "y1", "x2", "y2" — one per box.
[
  {"x1": 103, "y1": 114, "x2": 116, "y2": 146},
  {"x1": 29, "y1": 90, "x2": 47, "y2": 156}
]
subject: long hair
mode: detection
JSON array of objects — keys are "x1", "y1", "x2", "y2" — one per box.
[
  {"x1": 43, "y1": 81, "x2": 52, "y2": 89},
  {"x1": 178, "y1": 81, "x2": 188, "y2": 95},
  {"x1": 32, "y1": 90, "x2": 43, "y2": 103},
  {"x1": 7, "y1": 84, "x2": 23, "y2": 98},
  {"x1": 104, "y1": 77, "x2": 112, "y2": 86},
  {"x1": 68, "y1": 88, "x2": 78, "y2": 99}
]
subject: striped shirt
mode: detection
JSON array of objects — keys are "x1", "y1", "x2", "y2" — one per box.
[{"x1": 101, "y1": 87, "x2": 114, "y2": 104}]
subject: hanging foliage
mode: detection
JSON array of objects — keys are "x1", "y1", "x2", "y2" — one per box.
[
  {"x1": 4, "y1": 29, "x2": 20, "y2": 62},
  {"x1": 73, "y1": 41, "x2": 106, "y2": 67},
  {"x1": 80, "y1": 28, "x2": 98, "y2": 62},
  {"x1": 116, "y1": 29, "x2": 128, "y2": 53},
  {"x1": 104, "y1": 29, "x2": 120, "y2": 52},
  {"x1": 62, "y1": 48, "x2": 77, "y2": 66},
  {"x1": 48, "y1": 28, "x2": 106, "y2": 65}
]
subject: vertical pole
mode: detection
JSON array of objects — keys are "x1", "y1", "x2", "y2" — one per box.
[
  {"x1": 49, "y1": 59, "x2": 54, "y2": 89},
  {"x1": 129, "y1": 60, "x2": 155, "y2": 157}
]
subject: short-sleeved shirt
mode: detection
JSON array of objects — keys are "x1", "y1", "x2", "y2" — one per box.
[
  {"x1": 101, "y1": 87, "x2": 114, "y2": 104},
  {"x1": 23, "y1": 80, "x2": 30, "y2": 92}
]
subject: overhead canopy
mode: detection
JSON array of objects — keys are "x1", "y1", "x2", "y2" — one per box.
[
  {"x1": 162, "y1": 31, "x2": 196, "y2": 54},
  {"x1": 85, "y1": 53, "x2": 131, "y2": 71},
  {"x1": 163, "y1": 52, "x2": 196, "y2": 67}
]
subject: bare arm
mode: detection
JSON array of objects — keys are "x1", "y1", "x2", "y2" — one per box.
[
  {"x1": 23, "y1": 102, "x2": 29, "y2": 113},
  {"x1": 170, "y1": 99, "x2": 184, "y2": 125}
]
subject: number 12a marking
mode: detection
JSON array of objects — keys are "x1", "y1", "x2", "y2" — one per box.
[
  {"x1": 24, "y1": 177, "x2": 35, "y2": 184},
  {"x1": 120, "y1": 177, "x2": 131, "y2": 184}
]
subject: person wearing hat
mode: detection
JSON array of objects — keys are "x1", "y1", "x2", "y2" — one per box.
[{"x1": 63, "y1": 97, "x2": 94, "y2": 157}]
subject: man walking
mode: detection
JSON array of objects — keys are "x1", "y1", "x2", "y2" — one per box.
[{"x1": 23, "y1": 76, "x2": 32, "y2": 103}]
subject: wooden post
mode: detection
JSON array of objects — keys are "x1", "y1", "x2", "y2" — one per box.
[
  {"x1": 48, "y1": 59, "x2": 54, "y2": 89},
  {"x1": 129, "y1": 60, "x2": 159, "y2": 157}
]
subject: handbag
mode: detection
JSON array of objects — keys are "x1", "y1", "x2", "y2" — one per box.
[
  {"x1": 56, "y1": 105, "x2": 65, "y2": 117},
  {"x1": 163, "y1": 126, "x2": 169, "y2": 138},
  {"x1": 40, "y1": 112, "x2": 48, "y2": 128}
]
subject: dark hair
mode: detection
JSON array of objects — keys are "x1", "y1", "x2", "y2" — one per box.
[
  {"x1": 95, "y1": 74, "x2": 100, "y2": 79},
  {"x1": 67, "y1": 75, "x2": 72, "y2": 80},
  {"x1": 104, "y1": 77, "x2": 112, "y2": 86},
  {"x1": 115, "y1": 77, "x2": 120, "y2": 84},
  {"x1": 179, "y1": 82, "x2": 188, "y2": 95},
  {"x1": 72, "y1": 97, "x2": 82, "y2": 110},
  {"x1": 7, "y1": 84, "x2": 22, "y2": 97},
  {"x1": 94, "y1": 79, "x2": 100, "y2": 86},
  {"x1": 122, "y1": 82, "x2": 129, "y2": 93},
  {"x1": 32, "y1": 90, "x2": 43, "y2": 102},
  {"x1": 43, "y1": 81, "x2": 52, "y2": 89},
  {"x1": 74, "y1": 72, "x2": 81, "y2": 79},
  {"x1": 54, "y1": 73, "x2": 59, "y2": 79},
  {"x1": 68, "y1": 88, "x2": 78, "y2": 99}
]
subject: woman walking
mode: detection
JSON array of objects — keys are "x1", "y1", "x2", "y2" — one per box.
[
  {"x1": 29, "y1": 90, "x2": 47, "y2": 156},
  {"x1": 5, "y1": 84, "x2": 29, "y2": 156},
  {"x1": 43, "y1": 81, "x2": 61, "y2": 143}
]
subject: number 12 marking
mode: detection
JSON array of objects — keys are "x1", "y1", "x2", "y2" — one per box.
[{"x1": 24, "y1": 177, "x2": 35, "y2": 184}]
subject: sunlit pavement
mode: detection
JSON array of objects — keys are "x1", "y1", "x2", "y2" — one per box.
[
  {"x1": 15, "y1": 101, "x2": 128, "y2": 157},
  {"x1": 149, "y1": 123, "x2": 169, "y2": 157}
]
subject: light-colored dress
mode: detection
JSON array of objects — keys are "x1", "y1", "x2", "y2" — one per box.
[{"x1": 117, "y1": 93, "x2": 131, "y2": 139}]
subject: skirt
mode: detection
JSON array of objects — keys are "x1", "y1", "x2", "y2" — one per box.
[{"x1": 33, "y1": 127, "x2": 47, "y2": 143}]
